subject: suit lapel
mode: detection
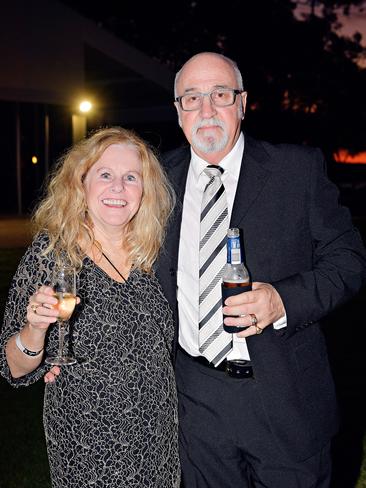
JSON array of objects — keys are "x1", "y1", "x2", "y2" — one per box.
[
  {"x1": 165, "y1": 138, "x2": 272, "y2": 256},
  {"x1": 164, "y1": 148, "x2": 191, "y2": 270},
  {"x1": 157, "y1": 148, "x2": 190, "y2": 350},
  {"x1": 230, "y1": 135, "x2": 272, "y2": 227}
]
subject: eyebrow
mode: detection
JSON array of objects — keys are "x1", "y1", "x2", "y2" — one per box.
[
  {"x1": 96, "y1": 167, "x2": 142, "y2": 175},
  {"x1": 183, "y1": 84, "x2": 231, "y2": 94},
  {"x1": 94, "y1": 168, "x2": 110, "y2": 176}
]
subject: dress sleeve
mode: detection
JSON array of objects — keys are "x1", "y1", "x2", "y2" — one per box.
[{"x1": 0, "y1": 235, "x2": 53, "y2": 387}]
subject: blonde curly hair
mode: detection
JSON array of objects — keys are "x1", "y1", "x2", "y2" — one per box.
[{"x1": 32, "y1": 126, "x2": 175, "y2": 273}]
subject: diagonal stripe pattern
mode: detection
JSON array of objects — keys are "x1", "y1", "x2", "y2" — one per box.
[{"x1": 198, "y1": 165, "x2": 232, "y2": 366}]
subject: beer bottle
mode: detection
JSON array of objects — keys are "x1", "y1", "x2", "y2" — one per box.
[{"x1": 222, "y1": 227, "x2": 251, "y2": 333}]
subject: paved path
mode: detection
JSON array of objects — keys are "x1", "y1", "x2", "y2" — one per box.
[{"x1": 0, "y1": 217, "x2": 32, "y2": 248}]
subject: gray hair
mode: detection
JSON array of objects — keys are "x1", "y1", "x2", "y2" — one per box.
[{"x1": 174, "y1": 52, "x2": 244, "y2": 98}]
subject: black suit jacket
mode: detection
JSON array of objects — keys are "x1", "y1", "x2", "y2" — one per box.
[{"x1": 156, "y1": 133, "x2": 366, "y2": 461}]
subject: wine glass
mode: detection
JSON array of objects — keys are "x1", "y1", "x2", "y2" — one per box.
[{"x1": 45, "y1": 264, "x2": 77, "y2": 366}]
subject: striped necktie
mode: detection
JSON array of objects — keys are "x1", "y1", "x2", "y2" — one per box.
[{"x1": 198, "y1": 165, "x2": 232, "y2": 365}]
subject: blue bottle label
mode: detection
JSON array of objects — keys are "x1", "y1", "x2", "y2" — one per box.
[{"x1": 227, "y1": 236, "x2": 241, "y2": 264}]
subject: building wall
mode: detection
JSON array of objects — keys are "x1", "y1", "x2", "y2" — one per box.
[
  {"x1": 0, "y1": 0, "x2": 178, "y2": 215},
  {"x1": 0, "y1": 0, "x2": 84, "y2": 105}
]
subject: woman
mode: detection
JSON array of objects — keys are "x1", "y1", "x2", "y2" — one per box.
[{"x1": 0, "y1": 127, "x2": 180, "y2": 488}]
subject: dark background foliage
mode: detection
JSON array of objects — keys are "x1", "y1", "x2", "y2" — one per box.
[{"x1": 62, "y1": 0, "x2": 366, "y2": 161}]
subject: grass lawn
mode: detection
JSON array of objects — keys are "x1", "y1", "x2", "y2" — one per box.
[
  {"x1": 0, "y1": 217, "x2": 365, "y2": 487},
  {"x1": 0, "y1": 380, "x2": 50, "y2": 488}
]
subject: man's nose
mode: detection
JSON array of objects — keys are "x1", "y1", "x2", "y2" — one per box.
[{"x1": 199, "y1": 94, "x2": 217, "y2": 118}]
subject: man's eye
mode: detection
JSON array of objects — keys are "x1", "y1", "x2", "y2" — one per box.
[
  {"x1": 215, "y1": 90, "x2": 230, "y2": 99},
  {"x1": 187, "y1": 94, "x2": 199, "y2": 102}
]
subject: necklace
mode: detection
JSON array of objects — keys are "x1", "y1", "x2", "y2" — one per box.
[{"x1": 101, "y1": 251, "x2": 128, "y2": 284}]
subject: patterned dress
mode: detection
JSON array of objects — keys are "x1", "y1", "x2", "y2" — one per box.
[{"x1": 0, "y1": 234, "x2": 180, "y2": 488}]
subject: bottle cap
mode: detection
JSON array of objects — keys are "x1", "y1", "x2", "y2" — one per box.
[{"x1": 227, "y1": 228, "x2": 239, "y2": 238}]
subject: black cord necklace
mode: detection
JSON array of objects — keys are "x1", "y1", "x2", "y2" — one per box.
[{"x1": 101, "y1": 251, "x2": 128, "y2": 284}]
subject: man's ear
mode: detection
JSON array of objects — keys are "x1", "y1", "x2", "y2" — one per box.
[
  {"x1": 241, "y1": 91, "x2": 248, "y2": 120},
  {"x1": 174, "y1": 101, "x2": 183, "y2": 128}
]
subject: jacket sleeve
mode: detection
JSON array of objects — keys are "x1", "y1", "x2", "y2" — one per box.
[{"x1": 272, "y1": 149, "x2": 366, "y2": 336}]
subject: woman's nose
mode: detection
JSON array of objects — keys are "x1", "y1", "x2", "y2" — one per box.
[{"x1": 111, "y1": 181, "x2": 124, "y2": 193}]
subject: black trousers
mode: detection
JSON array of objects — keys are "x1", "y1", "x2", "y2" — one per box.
[{"x1": 175, "y1": 348, "x2": 332, "y2": 488}]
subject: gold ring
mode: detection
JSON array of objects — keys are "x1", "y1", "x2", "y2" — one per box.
[
  {"x1": 249, "y1": 313, "x2": 258, "y2": 326},
  {"x1": 255, "y1": 325, "x2": 263, "y2": 335},
  {"x1": 30, "y1": 303, "x2": 39, "y2": 314}
]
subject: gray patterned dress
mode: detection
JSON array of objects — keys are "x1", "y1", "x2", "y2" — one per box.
[{"x1": 0, "y1": 234, "x2": 180, "y2": 488}]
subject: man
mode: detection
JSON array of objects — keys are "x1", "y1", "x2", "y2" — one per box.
[{"x1": 156, "y1": 52, "x2": 366, "y2": 487}]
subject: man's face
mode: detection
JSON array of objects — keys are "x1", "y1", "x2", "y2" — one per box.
[{"x1": 175, "y1": 54, "x2": 247, "y2": 164}]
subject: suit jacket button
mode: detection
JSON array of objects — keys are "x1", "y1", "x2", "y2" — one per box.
[{"x1": 169, "y1": 268, "x2": 176, "y2": 276}]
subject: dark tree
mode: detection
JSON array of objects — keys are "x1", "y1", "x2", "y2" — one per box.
[{"x1": 62, "y1": 0, "x2": 366, "y2": 158}]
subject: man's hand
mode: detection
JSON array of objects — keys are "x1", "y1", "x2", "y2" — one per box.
[{"x1": 222, "y1": 282, "x2": 285, "y2": 337}]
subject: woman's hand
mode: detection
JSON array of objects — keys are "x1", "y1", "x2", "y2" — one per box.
[
  {"x1": 44, "y1": 366, "x2": 61, "y2": 383},
  {"x1": 6, "y1": 285, "x2": 60, "y2": 378},
  {"x1": 27, "y1": 285, "x2": 59, "y2": 331},
  {"x1": 8, "y1": 286, "x2": 81, "y2": 379}
]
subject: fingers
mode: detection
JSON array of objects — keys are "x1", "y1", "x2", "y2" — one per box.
[
  {"x1": 235, "y1": 326, "x2": 261, "y2": 338},
  {"x1": 223, "y1": 282, "x2": 271, "y2": 307},
  {"x1": 30, "y1": 285, "x2": 58, "y2": 307},
  {"x1": 44, "y1": 366, "x2": 61, "y2": 384},
  {"x1": 222, "y1": 286, "x2": 257, "y2": 324},
  {"x1": 223, "y1": 282, "x2": 285, "y2": 336},
  {"x1": 223, "y1": 313, "x2": 259, "y2": 329},
  {"x1": 44, "y1": 372, "x2": 55, "y2": 383},
  {"x1": 224, "y1": 289, "x2": 255, "y2": 307},
  {"x1": 27, "y1": 286, "x2": 59, "y2": 329},
  {"x1": 51, "y1": 366, "x2": 61, "y2": 375}
]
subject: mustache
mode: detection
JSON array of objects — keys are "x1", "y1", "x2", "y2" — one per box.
[{"x1": 192, "y1": 118, "x2": 225, "y2": 132}]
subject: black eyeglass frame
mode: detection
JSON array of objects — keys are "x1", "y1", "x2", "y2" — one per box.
[{"x1": 175, "y1": 88, "x2": 244, "y2": 111}]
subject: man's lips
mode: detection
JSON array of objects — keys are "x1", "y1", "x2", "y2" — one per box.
[{"x1": 198, "y1": 124, "x2": 220, "y2": 130}]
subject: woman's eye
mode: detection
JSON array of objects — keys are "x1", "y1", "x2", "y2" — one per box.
[
  {"x1": 125, "y1": 174, "x2": 137, "y2": 182},
  {"x1": 100, "y1": 172, "x2": 111, "y2": 179}
]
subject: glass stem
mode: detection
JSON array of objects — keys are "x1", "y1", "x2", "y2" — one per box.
[{"x1": 57, "y1": 320, "x2": 67, "y2": 358}]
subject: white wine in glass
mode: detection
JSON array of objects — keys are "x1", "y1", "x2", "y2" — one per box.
[{"x1": 45, "y1": 265, "x2": 77, "y2": 366}]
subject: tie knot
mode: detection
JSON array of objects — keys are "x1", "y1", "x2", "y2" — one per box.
[{"x1": 203, "y1": 165, "x2": 224, "y2": 179}]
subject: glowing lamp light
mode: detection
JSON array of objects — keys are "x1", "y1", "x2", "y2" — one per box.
[
  {"x1": 79, "y1": 100, "x2": 92, "y2": 113},
  {"x1": 31, "y1": 156, "x2": 38, "y2": 164}
]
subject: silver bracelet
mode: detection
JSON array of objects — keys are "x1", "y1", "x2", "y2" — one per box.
[{"x1": 15, "y1": 332, "x2": 44, "y2": 357}]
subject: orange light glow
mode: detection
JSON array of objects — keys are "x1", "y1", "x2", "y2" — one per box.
[{"x1": 334, "y1": 150, "x2": 366, "y2": 164}]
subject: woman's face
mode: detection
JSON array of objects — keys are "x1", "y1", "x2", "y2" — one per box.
[{"x1": 83, "y1": 143, "x2": 143, "y2": 235}]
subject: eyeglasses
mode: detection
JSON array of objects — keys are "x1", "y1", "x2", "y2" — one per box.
[{"x1": 175, "y1": 88, "x2": 243, "y2": 111}]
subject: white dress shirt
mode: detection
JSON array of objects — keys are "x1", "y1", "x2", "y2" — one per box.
[{"x1": 177, "y1": 133, "x2": 287, "y2": 361}]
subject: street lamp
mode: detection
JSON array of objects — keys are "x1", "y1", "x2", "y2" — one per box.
[
  {"x1": 72, "y1": 100, "x2": 93, "y2": 143},
  {"x1": 79, "y1": 100, "x2": 92, "y2": 113}
]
